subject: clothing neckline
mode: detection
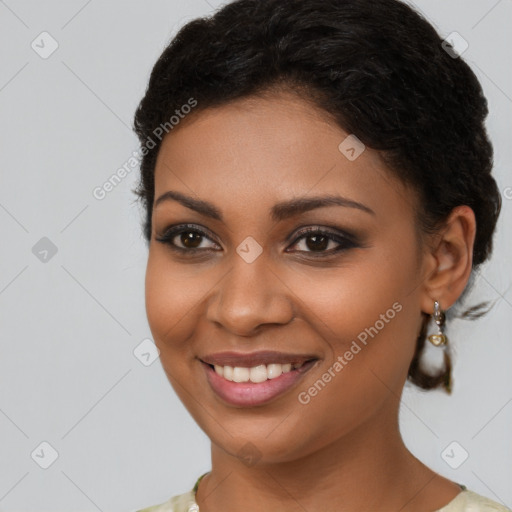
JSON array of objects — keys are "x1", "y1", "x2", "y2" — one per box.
[
  {"x1": 192, "y1": 473, "x2": 467, "y2": 509},
  {"x1": 192, "y1": 473, "x2": 208, "y2": 494}
]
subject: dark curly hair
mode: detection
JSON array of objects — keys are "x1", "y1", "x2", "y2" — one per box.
[{"x1": 132, "y1": 0, "x2": 501, "y2": 393}]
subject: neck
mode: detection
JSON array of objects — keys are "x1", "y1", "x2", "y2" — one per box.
[{"x1": 195, "y1": 396, "x2": 455, "y2": 512}]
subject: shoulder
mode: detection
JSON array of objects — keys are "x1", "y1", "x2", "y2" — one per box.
[
  {"x1": 135, "y1": 489, "x2": 198, "y2": 512},
  {"x1": 438, "y1": 489, "x2": 511, "y2": 512}
]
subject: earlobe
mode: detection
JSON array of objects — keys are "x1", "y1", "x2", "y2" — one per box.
[{"x1": 420, "y1": 205, "x2": 476, "y2": 313}]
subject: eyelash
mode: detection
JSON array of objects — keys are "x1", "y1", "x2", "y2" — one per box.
[{"x1": 155, "y1": 223, "x2": 358, "y2": 258}]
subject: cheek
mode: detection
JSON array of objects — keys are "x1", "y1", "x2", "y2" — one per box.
[
  {"x1": 144, "y1": 250, "x2": 205, "y2": 353},
  {"x1": 298, "y1": 275, "x2": 416, "y2": 396},
  {"x1": 286, "y1": 241, "x2": 420, "y2": 393},
  {"x1": 283, "y1": 254, "x2": 415, "y2": 346}
]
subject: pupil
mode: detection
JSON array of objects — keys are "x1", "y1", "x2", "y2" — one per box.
[
  {"x1": 306, "y1": 234, "x2": 328, "y2": 251},
  {"x1": 182, "y1": 232, "x2": 202, "y2": 248}
]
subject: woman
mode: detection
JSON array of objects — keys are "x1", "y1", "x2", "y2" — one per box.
[{"x1": 132, "y1": 0, "x2": 509, "y2": 510}]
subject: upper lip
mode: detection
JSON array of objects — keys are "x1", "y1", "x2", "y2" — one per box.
[{"x1": 200, "y1": 351, "x2": 318, "y2": 368}]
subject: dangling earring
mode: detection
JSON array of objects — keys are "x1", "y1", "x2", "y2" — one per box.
[
  {"x1": 428, "y1": 300, "x2": 447, "y2": 346},
  {"x1": 426, "y1": 300, "x2": 452, "y2": 393}
]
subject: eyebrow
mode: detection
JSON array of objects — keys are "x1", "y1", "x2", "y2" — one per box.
[{"x1": 154, "y1": 190, "x2": 375, "y2": 222}]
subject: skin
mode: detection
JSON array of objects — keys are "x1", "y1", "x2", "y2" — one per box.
[{"x1": 145, "y1": 90, "x2": 476, "y2": 512}]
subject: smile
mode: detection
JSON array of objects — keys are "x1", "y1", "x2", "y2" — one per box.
[
  {"x1": 200, "y1": 353, "x2": 318, "y2": 407},
  {"x1": 212, "y1": 362, "x2": 305, "y2": 383}
]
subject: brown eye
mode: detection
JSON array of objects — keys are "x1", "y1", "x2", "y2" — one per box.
[
  {"x1": 180, "y1": 231, "x2": 204, "y2": 249},
  {"x1": 155, "y1": 224, "x2": 221, "y2": 252},
  {"x1": 303, "y1": 233, "x2": 330, "y2": 252},
  {"x1": 288, "y1": 227, "x2": 357, "y2": 256}
]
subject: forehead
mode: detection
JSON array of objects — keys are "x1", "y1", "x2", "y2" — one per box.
[{"x1": 153, "y1": 91, "x2": 416, "y2": 224}]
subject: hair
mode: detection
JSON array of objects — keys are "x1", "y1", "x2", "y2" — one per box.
[{"x1": 132, "y1": 0, "x2": 502, "y2": 393}]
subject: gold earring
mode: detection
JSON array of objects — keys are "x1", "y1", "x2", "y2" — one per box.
[{"x1": 428, "y1": 300, "x2": 447, "y2": 346}]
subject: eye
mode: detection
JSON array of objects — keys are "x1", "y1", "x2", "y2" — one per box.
[
  {"x1": 155, "y1": 224, "x2": 220, "y2": 253},
  {"x1": 156, "y1": 224, "x2": 358, "y2": 257},
  {"x1": 286, "y1": 226, "x2": 357, "y2": 256}
]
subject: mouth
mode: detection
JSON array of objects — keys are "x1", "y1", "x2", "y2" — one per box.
[
  {"x1": 203, "y1": 360, "x2": 315, "y2": 383},
  {"x1": 199, "y1": 352, "x2": 319, "y2": 407}
]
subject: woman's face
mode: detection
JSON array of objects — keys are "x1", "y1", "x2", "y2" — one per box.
[{"x1": 145, "y1": 91, "x2": 430, "y2": 464}]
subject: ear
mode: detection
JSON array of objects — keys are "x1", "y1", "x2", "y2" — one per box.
[{"x1": 420, "y1": 205, "x2": 476, "y2": 314}]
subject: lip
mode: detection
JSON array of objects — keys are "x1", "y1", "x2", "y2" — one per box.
[
  {"x1": 200, "y1": 350, "x2": 318, "y2": 367},
  {"x1": 200, "y1": 355, "x2": 318, "y2": 407}
]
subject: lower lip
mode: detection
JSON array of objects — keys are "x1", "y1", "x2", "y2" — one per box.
[{"x1": 202, "y1": 360, "x2": 317, "y2": 407}]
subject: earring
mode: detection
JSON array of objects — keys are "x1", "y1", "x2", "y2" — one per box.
[{"x1": 428, "y1": 300, "x2": 448, "y2": 346}]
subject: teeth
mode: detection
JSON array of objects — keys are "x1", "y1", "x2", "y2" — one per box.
[
  {"x1": 213, "y1": 362, "x2": 303, "y2": 383},
  {"x1": 249, "y1": 365, "x2": 267, "y2": 383},
  {"x1": 233, "y1": 367, "x2": 249, "y2": 382},
  {"x1": 223, "y1": 365, "x2": 233, "y2": 381},
  {"x1": 267, "y1": 363, "x2": 282, "y2": 380}
]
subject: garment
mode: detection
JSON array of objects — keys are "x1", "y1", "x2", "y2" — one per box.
[{"x1": 137, "y1": 474, "x2": 511, "y2": 512}]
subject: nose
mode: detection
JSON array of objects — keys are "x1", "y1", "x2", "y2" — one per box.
[{"x1": 206, "y1": 253, "x2": 295, "y2": 337}]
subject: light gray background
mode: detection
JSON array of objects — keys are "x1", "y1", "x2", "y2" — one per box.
[{"x1": 0, "y1": 1, "x2": 511, "y2": 511}]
